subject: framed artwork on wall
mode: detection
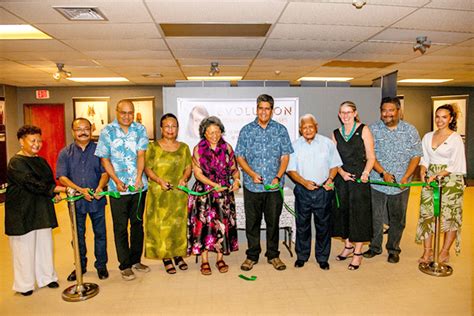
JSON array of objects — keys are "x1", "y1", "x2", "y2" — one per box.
[
  {"x1": 129, "y1": 97, "x2": 155, "y2": 140},
  {"x1": 73, "y1": 97, "x2": 109, "y2": 140},
  {"x1": 431, "y1": 95, "x2": 468, "y2": 141}
]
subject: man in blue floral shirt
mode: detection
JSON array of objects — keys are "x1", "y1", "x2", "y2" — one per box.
[
  {"x1": 236, "y1": 94, "x2": 293, "y2": 271},
  {"x1": 95, "y1": 99, "x2": 150, "y2": 280},
  {"x1": 364, "y1": 97, "x2": 422, "y2": 263}
]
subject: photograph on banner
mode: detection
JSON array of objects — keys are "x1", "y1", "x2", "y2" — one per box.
[
  {"x1": 177, "y1": 97, "x2": 299, "y2": 149},
  {"x1": 432, "y1": 95, "x2": 468, "y2": 141},
  {"x1": 73, "y1": 97, "x2": 109, "y2": 140}
]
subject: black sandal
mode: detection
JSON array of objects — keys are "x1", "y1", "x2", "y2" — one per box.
[
  {"x1": 336, "y1": 246, "x2": 354, "y2": 261},
  {"x1": 163, "y1": 259, "x2": 176, "y2": 274},
  {"x1": 173, "y1": 256, "x2": 188, "y2": 270},
  {"x1": 348, "y1": 253, "x2": 363, "y2": 270}
]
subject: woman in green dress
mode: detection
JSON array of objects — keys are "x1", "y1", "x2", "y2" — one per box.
[{"x1": 145, "y1": 113, "x2": 192, "y2": 274}]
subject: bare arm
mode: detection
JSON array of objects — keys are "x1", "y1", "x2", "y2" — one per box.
[
  {"x1": 287, "y1": 170, "x2": 318, "y2": 191},
  {"x1": 94, "y1": 172, "x2": 109, "y2": 199},
  {"x1": 237, "y1": 156, "x2": 262, "y2": 184},
  {"x1": 135, "y1": 150, "x2": 146, "y2": 189},
  {"x1": 400, "y1": 156, "x2": 421, "y2": 184},
  {"x1": 59, "y1": 176, "x2": 93, "y2": 201},
  {"x1": 272, "y1": 154, "x2": 289, "y2": 185},
  {"x1": 361, "y1": 125, "x2": 375, "y2": 183}
]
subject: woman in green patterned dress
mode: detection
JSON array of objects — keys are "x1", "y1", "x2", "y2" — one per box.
[
  {"x1": 416, "y1": 104, "x2": 466, "y2": 264},
  {"x1": 144, "y1": 113, "x2": 192, "y2": 274}
]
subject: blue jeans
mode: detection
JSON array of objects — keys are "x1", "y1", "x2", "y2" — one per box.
[
  {"x1": 369, "y1": 189, "x2": 410, "y2": 255},
  {"x1": 294, "y1": 185, "x2": 333, "y2": 263},
  {"x1": 76, "y1": 210, "x2": 107, "y2": 270}
]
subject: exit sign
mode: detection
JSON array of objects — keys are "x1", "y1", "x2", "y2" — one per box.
[{"x1": 35, "y1": 90, "x2": 50, "y2": 99}]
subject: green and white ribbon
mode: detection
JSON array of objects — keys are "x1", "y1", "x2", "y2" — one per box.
[
  {"x1": 264, "y1": 184, "x2": 296, "y2": 217},
  {"x1": 53, "y1": 189, "x2": 121, "y2": 203}
]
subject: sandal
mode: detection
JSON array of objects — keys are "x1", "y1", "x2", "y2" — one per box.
[
  {"x1": 200, "y1": 262, "x2": 212, "y2": 276},
  {"x1": 418, "y1": 248, "x2": 433, "y2": 264},
  {"x1": 215, "y1": 260, "x2": 229, "y2": 273},
  {"x1": 174, "y1": 256, "x2": 188, "y2": 270},
  {"x1": 439, "y1": 249, "x2": 450, "y2": 263},
  {"x1": 336, "y1": 246, "x2": 354, "y2": 261},
  {"x1": 348, "y1": 253, "x2": 362, "y2": 270},
  {"x1": 163, "y1": 259, "x2": 176, "y2": 274}
]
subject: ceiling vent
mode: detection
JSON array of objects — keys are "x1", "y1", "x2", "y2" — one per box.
[{"x1": 53, "y1": 6, "x2": 108, "y2": 21}]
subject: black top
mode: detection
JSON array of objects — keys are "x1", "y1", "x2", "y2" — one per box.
[
  {"x1": 333, "y1": 124, "x2": 367, "y2": 176},
  {"x1": 5, "y1": 154, "x2": 58, "y2": 236}
]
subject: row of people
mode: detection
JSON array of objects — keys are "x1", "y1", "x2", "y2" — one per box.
[{"x1": 4, "y1": 95, "x2": 466, "y2": 295}]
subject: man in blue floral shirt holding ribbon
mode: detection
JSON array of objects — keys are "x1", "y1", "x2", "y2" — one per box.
[
  {"x1": 236, "y1": 94, "x2": 293, "y2": 271},
  {"x1": 95, "y1": 99, "x2": 150, "y2": 280},
  {"x1": 364, "y1": 97, "x2": 422, "y2": 263}
]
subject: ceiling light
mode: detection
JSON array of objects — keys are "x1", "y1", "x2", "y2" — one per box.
[
  {"x1": 209, "y1": 62, "x2": 220, "y2": 76},
  {"x1": 67, "y1": 77, "x2": 129, "y2": 82},
  {"x1": 413, "y1": 36, "x2": 431, "y2": 54},
  {"x1": 53, "y1": 63, "x2": 72, "y2": 81},
  {"x1": 187, "y1": 76, "x2": 242, "y2": 81},
  {"x1": 398, "y1": 79, "x2": 453, "y2": 84},
  {"x1": 0, "y1": 25, "x2": 51, "y2": 40},
  {"x1": 53, "y1": 6, "x2": 107, "y2": 21},
  {"x1": 298, "y1": 77, "x2": 353, "y2": 82},
  {"x1": 142, "y1": 73, "x2": 163, "y2": 78},
  {"x1": 352, "y1": 0, "x2": 367, "y2": 9}
]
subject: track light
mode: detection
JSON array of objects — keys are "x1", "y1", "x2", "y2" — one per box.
[
  {"x1": 352, "y1": 0, "x2": 367, "y2": 9},
  {"x1": 413, "y1": 36, "x2": 431, "y2": 54},
  {"x1": 53, "y1": 63, "x2": 71, "y2": 81},
  {"x1": 209, "y1": 62, "x2": 220, "y2": 76}
]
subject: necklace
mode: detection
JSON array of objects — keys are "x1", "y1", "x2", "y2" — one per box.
[{"x1": 341, "y1": 123, "x2": 357, "y2": 141}]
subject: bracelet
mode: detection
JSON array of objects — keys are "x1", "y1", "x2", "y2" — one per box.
[{"x1": 275, "y1": 176, "x2": 281, "y2": 181}]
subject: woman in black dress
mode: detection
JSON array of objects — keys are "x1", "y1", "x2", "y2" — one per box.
[
  {"x1": 5, "y1": 125, "x2": 66, "y2": 295},
  {"x1": 332, "y1": 101, "x2": 375, "y2": 270}
]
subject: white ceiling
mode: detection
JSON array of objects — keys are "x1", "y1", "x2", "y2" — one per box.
[{"x1": 0, "y1": 0, "x2": 472, "y2": 87}]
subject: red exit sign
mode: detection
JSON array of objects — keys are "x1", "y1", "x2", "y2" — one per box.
[{"x1": 35, "y1": 90, "x2": 50, "y2": 99}]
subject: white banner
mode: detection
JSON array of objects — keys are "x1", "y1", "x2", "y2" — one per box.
[{"x1": 176, "y1": 98, "x2": 299, "y2": 149}]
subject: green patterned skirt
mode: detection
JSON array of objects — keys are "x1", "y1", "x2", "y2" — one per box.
[{"x1": 415, "y1": 164, "x2": 465, "y2": 254}]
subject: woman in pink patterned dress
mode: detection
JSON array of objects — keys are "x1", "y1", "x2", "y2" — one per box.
[{"x1": 187, "y1": 116, "x2": 240, "y2": 275}]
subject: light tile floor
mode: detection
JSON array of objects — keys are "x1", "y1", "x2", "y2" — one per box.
[{"x1": 0, "y1": 187, "x2": 472, "y2": 315}]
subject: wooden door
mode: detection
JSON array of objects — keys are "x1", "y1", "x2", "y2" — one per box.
[{"x1": 24, "y1": 104, "x2": 66, "y2": 181}]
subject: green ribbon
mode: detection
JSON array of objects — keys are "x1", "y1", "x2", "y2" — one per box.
[
  {"x1": 53, "y1": 189, "x2": 121, "y2": 203},
  {"x1": 357, "y1": 179, "x2": 441, "y2": 217},
  {"x1": 238, "y1": 274, "x2": 257, "y2": 281},
  {"x1": 327, "y1": 183, "x2": 340, "y2": 208},
  {"x1": 264, "y1": 184, "x2": 296, "y2": 217},
  {"x1": 177, "y1": 185, "x2": 228, "y2": 196},
  {"x1": 128, "y1": 185, "x2": 144, "y2": 221}
]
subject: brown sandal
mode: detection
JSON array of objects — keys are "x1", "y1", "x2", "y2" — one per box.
[
  {"x1": 200, "y1": 262, "x2": 212, "y2": 276},
  {"x1": 215, "y1": 260, "x2": 229, "y2": 273}
]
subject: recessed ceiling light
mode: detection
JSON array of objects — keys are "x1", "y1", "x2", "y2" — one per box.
[
  {"x1": 0, "y1": 25, "x2": 51, "y2": 40},
  {"x1": 53, "y1": 6, "x2": 107, "y2": 21},
  {"x1": 298, "y1": 77, "x2": 353, "y2": 82},
  {"x1": 398, "y1": 79, "x2": 453, "y2": 83},
  {"x1": 67, "y1": 77, "x2": 129, "y2": 82},
  {"x1": 187, "y1": 76, "x2": 243, "y2": 81}
]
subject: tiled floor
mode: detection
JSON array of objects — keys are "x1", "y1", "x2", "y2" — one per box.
[{"x1": 0, "y1": 187, "x2": 472, "y2": 315}]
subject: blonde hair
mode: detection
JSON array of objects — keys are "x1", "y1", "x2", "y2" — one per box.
[{"x1": 339, "y1": 100, "x2": 360, "y2": 123}]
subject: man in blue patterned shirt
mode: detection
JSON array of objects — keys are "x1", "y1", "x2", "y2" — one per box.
[
  {"x1": 235, "y1": 94, "x2": 293, "y2": 271},
  {"x1": 95, "y1": 99, "x2": 150, "y2": 280},
  {"x1": 364, "y1": 97, "x2": 422, "y2": 263}
]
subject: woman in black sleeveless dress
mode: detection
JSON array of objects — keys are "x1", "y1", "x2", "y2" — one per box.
[{"x1": 331, "y1": 101, "x2": 375, "y2": 270}]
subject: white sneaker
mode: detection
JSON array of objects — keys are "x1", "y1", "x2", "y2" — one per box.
[
  {"x1": 121, "y1": 268, "x2": 136, "y2": 281},
  {"x1": 132, "y1": 263, "x2": 151, "y2": 273}
]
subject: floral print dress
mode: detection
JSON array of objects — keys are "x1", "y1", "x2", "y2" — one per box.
[{"x1": 187, "y1": 138, "x2": 239, "y2": 255}]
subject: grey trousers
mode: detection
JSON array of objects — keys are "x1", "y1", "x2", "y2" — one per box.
[{"x1": 369, "y1": 189, "x2": 410, "y2": 255}]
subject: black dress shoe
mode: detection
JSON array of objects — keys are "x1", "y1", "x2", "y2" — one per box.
[
  {"x1": 294, "y1": 260, "x2": 305, "y2": 268},
  {"x1": 387, "y1": 253, "x2": 400, "y2": 263},
  {"x1": 47, "y1": 281, "x2": 59, "y2": 288},
  {"x1": 362, "y1": 249, "x2": 381, "y2": 259},
  {"x1": 20, "y1": 290, "x2": 33, "y2": 296},
  {"x1": 97, "y1": 267, "x2": 109, "y2": 280},
  {"x1": 318, "y1": 262, "x2": 330, "y2": 270},
  {"x1": 67, "y1": 269, "x2": 87, "y2": 282}
]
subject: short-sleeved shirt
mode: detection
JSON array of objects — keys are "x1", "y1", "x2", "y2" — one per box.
[
  {"x1": 235, "y1": 118, "x2": 293, "y2": 193},
  {"x1": 95, "y1": 119, "x2": 149, "y2": 194},
  {"x1": 56, "y1": 141, "x2": 107, "y2": 214},
  {"x1": 288, "y1": 134, "x2": 342, "y2": 185},
  {"x1": 369, "y1": 120, "x2": 422, "y2": 195}
]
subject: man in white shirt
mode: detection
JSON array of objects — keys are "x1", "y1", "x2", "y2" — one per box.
[{"x1": 287, "y1": 114, "x2": 342, "y2": 270}]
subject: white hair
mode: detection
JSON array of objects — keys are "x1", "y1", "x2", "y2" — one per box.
[{"x1": 299, "y1": 114, "x2": 317, "y2": 127}]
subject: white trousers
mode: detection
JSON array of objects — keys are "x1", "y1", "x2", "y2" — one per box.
[{"x1": 9, "y1": 228, "x2": 58, "y2": 293}]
